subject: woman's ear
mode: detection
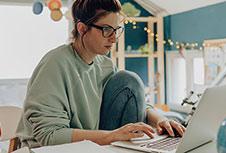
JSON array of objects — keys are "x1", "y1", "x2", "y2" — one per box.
[{"x1": 77, "y1": 22, "x2": 88, "y2": 36}]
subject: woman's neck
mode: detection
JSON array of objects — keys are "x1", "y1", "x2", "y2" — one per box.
[{"x1": 72, "y1": 41, "x2": 95, "y2": 65}]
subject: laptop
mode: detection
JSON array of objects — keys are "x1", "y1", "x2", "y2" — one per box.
[{"x1": 112, "y1": 85, "x2": 226, "y2": 153}]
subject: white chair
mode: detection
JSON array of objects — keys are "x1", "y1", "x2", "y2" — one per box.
[{"x1": 0, "y1": 106, "x2": 22, "y2": 153}]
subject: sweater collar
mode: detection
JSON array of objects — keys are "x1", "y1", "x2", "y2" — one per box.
[{"x1": 69, "y1": 44, "x2": 94, "y2": 70}]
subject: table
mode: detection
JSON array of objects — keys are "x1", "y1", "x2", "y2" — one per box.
[{"x1": 19, "y1": 140, "x2": 217, "y2": 153}]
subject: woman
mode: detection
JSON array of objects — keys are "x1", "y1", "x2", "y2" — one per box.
[{"x1": 16, "y1": 0, "x2": 185, "y2": 148}]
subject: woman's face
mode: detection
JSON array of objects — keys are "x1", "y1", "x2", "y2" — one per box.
[{"x1": 83, "y1": 12, "x2": 121, "y2": 55}]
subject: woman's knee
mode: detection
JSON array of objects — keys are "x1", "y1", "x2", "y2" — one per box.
[
  {"x1": 108, "y1": 70, "x2": 144, "y2": 92},
  {"x1": 119, "y1": 71, "x2": 145, "y2": 97},
  {"x1": 103, "y1": 70, "x2": 145, "y2": 107}
]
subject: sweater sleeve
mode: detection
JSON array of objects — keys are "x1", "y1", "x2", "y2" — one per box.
[{"x1": 23, "y1": 54, "x2": 73, "y2": 146}]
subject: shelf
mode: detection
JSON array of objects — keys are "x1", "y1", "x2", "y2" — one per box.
[
  {"x1": 125, "y1": 53, "x2": 149, "y2": 58},
  {"x1": 114, "y1": 52, "x2": 158, "y2": 58},
  {"x1": 112, "y1": 16, "x2": 165, "y2": 105}
]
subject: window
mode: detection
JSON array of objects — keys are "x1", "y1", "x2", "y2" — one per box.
[
  {"x1": 193, "y1": 58, "x2": 204, "y2": 85},
  {"x1": 0, "y1": 4, "x2": 69, "y2": 79},
  {"x1": 166, "y1": 50, "x2": 204, "y2": 112}
]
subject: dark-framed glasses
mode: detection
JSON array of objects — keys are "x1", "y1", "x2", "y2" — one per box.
[{"x1": 89, "y1": 23, "x2": 124, "y2": 38}]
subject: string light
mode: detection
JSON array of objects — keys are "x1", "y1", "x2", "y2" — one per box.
[
  {"x1": 121, "y1": 18, "x2": 210, "y2": 52},
  {"x1": 124, "y1": 20, "x2": 129, "y2": 24},
  {"x1": 133, "y1": 26, "x2": 137, "y2": 29},
  {"x1": 169, "y1": 42, "x2": 174, "y2": 46}
]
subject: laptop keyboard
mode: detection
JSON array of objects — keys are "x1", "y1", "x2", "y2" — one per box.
[{"x1": 141, "y1": 136, "x2": 181, "y2": 151}]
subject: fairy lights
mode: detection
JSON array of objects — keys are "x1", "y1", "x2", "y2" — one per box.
[{"x1": 123, "y1": 19, "x2": 209, "y2": 51}]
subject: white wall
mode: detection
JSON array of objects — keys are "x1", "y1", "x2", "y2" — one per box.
[{"x1": 0, "y1": 5, "x2": 69, "y2": 79}]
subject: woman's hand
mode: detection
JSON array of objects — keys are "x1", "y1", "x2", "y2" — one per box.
[
  {"x1": 109, "y1": 122, "x2": 155, "y2": 142},
  {"x1": 156, "y1": 119, "x2": 186, "y2": 137}
]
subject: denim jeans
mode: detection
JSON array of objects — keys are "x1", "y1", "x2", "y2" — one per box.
[{"x1": 99, "y1": 70, "x2": 146, "y2": 130}]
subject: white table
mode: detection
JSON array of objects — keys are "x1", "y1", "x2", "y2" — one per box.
[
  {"x1": 17, "y1": 141, "x2": 217, "y2": 153},
  {"x1": 105, "y1": 141, "x2": 218, "y2": 153}
]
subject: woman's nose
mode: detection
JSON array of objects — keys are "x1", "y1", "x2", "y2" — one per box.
[{"x1": 108, "y1": 32, "x2": 117, "y2": 43}]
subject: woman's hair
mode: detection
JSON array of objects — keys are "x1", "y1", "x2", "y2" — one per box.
[{"x1": 71, "y1": 0, "x2": 122, "y2": 40}]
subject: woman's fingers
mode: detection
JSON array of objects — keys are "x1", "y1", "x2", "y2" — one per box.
[
  {"x1": 157, "y1": 120, "x2": 186, "y2": 137},
  {"x1": 127, "y1": 131, "x2": 144, "y2": 139},
  {"x1": 158, "y1": 120, "x2": 174, "y2": 137},
  {"x1": 170, "y1": 120, "x2": 186, "y2": 136},
  {"x1": 125, "y1": 122, "x2": 155, "y2": 138},
  {"x1": 114, "y1": 120, "x2": 187, "y2": 142}
]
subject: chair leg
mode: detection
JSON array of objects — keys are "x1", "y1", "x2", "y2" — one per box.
[{"x1": 8, "y1": 138, "x2": 19, "y2": 153}]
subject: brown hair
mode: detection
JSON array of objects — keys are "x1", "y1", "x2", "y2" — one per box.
[{"x1": 71, "y1": 0, "x2": 122, "y2": 40}]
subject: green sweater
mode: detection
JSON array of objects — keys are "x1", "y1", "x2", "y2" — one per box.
[{"x1": 16, "y1": 44, "x2": 116, "y2": 148}]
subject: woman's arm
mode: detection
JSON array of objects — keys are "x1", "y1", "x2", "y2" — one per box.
[
  {"x1": 72, "y1": 122, "x2": 156, "y2": 145},
  {"x1": 72, "y1": 129, "x2": 111, "y2": 145}
]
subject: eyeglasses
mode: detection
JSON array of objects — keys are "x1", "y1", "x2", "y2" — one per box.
[{"x1": 89, "y1": 23, "x2": 124, "y2": 38}]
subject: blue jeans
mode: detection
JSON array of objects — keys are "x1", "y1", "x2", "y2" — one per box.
[{"x1": 99, "y1": 70, "x2": 146, "y2": 130}]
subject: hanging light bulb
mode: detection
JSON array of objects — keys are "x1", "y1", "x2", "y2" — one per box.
[
  {"x1": 32, "y1": 0, "x2": 44, "y2": 15},
  {"x1": 48, "y1": 0, "x2": 62, "y2": 10},
  {"x1": 51, "y1": 9, "x2": 63, "y2": 21}
]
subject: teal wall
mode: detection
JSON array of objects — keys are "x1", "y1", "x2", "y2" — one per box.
[{"x1": 165, "y1": 2, "x2": 226, "y2": 50}]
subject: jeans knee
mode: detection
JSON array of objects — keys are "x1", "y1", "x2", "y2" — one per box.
[
  {"x1": 116, "y1": 70, "x2": 144, "y2": 92},
  {"x1": 103, "y1": 70, "x2": 145, "y2": 105}
]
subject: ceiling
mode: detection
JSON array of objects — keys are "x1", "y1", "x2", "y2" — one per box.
[
  {"x1": 137, "y1": 0, "x2": 226, "y2": 15},
  {"x1": 1, "y1": 0, "x2": 226, "y2": 15}
]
